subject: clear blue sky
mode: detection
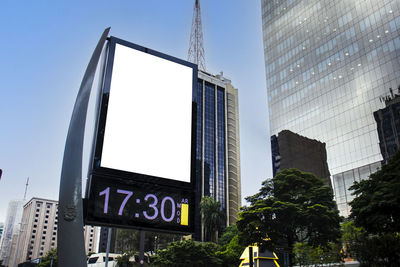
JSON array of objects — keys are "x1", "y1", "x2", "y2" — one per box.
[{"x1": 0, "y1": 0, "x2": 271, "y2": 222}]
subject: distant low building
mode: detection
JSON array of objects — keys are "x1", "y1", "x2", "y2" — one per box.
[
  {"x1": 16, "y1": 197, "x2": 99, "y2": 265},
  {"x1": 271, "y1": 130, "x2": 331, "y2": 188},
  {"x1": 0, "y1": 200, "x2": 23, "y2": 267}
]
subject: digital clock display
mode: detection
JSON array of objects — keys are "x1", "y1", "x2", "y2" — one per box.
[
  {"x1": 85, "y1": 175, "x2": 194, "y2": 233},
  {"x1": 84, "y1": 37, "x2": 197, "y2": 234}
]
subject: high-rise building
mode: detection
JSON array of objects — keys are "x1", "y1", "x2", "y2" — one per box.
[
  {"x1": 271, "y1": 130, "x2": 331, "y2": 187},
  {"x1": 0, "y1": 200, "x2": 23, "y2": 267},
  {"x1": 16, "y1": 197, "x2": 98, "y2": 265},
  {"x1": 194, "y1": 70, "x2": 241, "y2": 240},
  {"x1": 84, "y1": 225, "x2": 99, "y2": 254},
  {"x1": 261, "y1": 0, "x2": 400, "y2": 216},
  {"x1": 374, "y1": 89, "x2": 400, "y2": 163},
  {"x1": 98, "y1": 227, "x2": 116, "y2": 253}
]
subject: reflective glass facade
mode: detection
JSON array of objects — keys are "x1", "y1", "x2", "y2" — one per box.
[
  {"x1": 262, "y1": 0, "x2": 400, "y2": 216},
  {"x1": 204, "y1": 82, "x2": 216, "y2": 198},
  {"x1": 194, "y1": 71, "x2": 241, "y2": 240}
]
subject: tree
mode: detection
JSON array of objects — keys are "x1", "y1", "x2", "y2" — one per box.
[
  {"x1": 216, "y1": 225, "x2": 246, "y2": 267},
  {"x1": 293, "y1": 242, "x2": 343, "y2": 266},
  {"x1": 237, "y1": 169, "x2": 341, "y2": 266},
  {"x1": 200, "y1": 196, "x2": 225, "y2": 242},
  {"x1": 152, "y1": 239, "x2": 222, "y2": 266},
  {"x1": 349, "y1": 150, "x2": 400, "y2": 234},
  {"x1": 115, "y1": 229, "x2": 182, "y2": 254},
  {"x1": 38, "y1": 248, "x2": 57, "y2": 267},
  {"x1": 348, "y1": 151, "x2": 400, "y2": 266},
  {"x1": 342, "y1": 221, "x2": 400, "y2": 267}
]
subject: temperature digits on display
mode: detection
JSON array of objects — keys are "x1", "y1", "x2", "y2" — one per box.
[{"x1": 98, "y1": 187, "x2": 189, "y2": 226}]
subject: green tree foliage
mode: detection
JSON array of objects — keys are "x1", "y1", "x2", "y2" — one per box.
[
  {"x1": 293, "y1": 242, "x2": 343, "y2": 266},
  {"x1": 349, "y1": 150, "x2": 400, "y2": 234},
  {"x1": 342, "y1": 221, "x2": 400, "y2": 267},
  {"x1": 216, "y1": 225, "x2": 246, "y2": 267},
  {"x1": 38, "y1": 248, "x2": 57, "y2": 267},
  {"x1": 217, "y1": 224, "x2": 239, "y2": 249},
  {"x1": 237, "y1": 169, "x2": 341, "y2": 264},
  {"x1": 115, "y1": 229, "x2": 182, "y2": 254},
  {"x1": 200, "y1": 196, "x2": 225, "y2": 242},
  {"x1": 347, "y1": 151, "x2": 400, "y2": 266},
  {"x1": 152, "y1": 239, "x2": 222, "y2": 267}
]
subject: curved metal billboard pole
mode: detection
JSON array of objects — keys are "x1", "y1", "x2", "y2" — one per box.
[{"x1": 58, "y1": 27, "x2": 110, "y2": 267}]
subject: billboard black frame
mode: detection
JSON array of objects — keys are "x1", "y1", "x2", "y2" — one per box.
[{"x1": 84, "y1": 36, "x2": 198, "y2": 234}]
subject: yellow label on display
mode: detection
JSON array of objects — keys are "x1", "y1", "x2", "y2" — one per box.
[{"x1": 181, "y1": 204, "x2": 189, "y2": 225}]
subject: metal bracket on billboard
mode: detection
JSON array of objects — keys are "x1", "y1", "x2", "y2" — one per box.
[{"x1": 58, "y1": 27, "x2": 110, "y2": 267}]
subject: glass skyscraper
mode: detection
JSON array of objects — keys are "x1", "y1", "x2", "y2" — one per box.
[
  {"x1": 261, "y1": 0, "x2": 400, "y2": 216},
  {"x1": 194, "y1": 70, "x2": 241, "y2": 240}
]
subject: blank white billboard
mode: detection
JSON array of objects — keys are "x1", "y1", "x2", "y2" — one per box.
[{"x1": 100, "y1": 43, "x2": 193, "y2": 183}]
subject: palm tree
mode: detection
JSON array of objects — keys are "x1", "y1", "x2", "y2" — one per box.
[{"x1": 200, "y1": 196, "x2": 224, "y2": 242}]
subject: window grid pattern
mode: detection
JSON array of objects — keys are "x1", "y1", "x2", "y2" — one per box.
[
  {"x1": 217, "y1": 88, "x2": 226, "y2": 209},
  {"x1": 204, "y1": 82, "x2": 216, "y2": 198},
  {"x1": 262, "y1": 0, "x2": 400, "y2": 216}
]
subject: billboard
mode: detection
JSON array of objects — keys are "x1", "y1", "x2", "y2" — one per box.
[{"x1": 85, "y1": 37, "x2": 197, "y2": 233}]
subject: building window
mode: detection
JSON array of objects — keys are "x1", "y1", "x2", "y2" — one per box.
[
  {"x1": 45, "y1": 220, "x2": 48, "y2": 224},
  {"x1": 34, "y1": 219, "x2": 38, "y2": 223},
  {"x1": 44, "y1": 226, "x2": 47, "y2": 229},
  {"x1": 45, "y1": 215, "x2": 49, "y2": 219},
  {"x1": 33, "y1": 230, "x2": 36, "y2": 233},
  {"x1": 46, "y1": 210, "x2": 50, "y2": 214},
  {"x1": 32, "y1": 235, "x2": 35, "y2": 239},
  {"x1": 36, "y1": 209, "x2": 40, "y2": 212},
  {"x1": 37, "y1": 203, "x2": 41, "y2": 207}
]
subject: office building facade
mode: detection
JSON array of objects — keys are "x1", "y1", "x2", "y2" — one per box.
[
  {"x1": 16, "y1": 197, "x2": 98, "y2": 264},
  {"x1": 194, "y1": 70, "x2": 241, "y2": 239},
  {"x1": 262, "y1": 0, "x2": 400, "y2": 216},
  {"x1": 271, "y1": 130, "x2": 331, "y2": 187},
  {"x1": 374, "y1": 91, "x2": 400, "y2": 163},
  {"x1": 98, "y1": 227, "x2": 116, "y2": 253},
  {"x1": 0, "y1": 200, "x2": 23, "y2": 267}
]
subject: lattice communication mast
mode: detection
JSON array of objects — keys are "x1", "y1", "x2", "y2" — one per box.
[{"x1": 188, "y1": 0, "x2": 206, "y2": 71}]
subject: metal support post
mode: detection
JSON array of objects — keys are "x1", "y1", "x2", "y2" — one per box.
[
  {"x1": 57, "y1": 27, "x2": 110, "y2": 267},
  {"x1": 105, "y1": 227, "x2": 112, "y2": 267},
  {"x1": 139, "y1": 230, "x2": 145, "y2": 267}
]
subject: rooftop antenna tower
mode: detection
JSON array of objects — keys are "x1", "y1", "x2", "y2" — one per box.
[
  {"x1": 188, "y1": 0, "x2": 206, "y2": 71},
  {"x1": 23, "y1": 177, "x2": 29, "y2": 201}
]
